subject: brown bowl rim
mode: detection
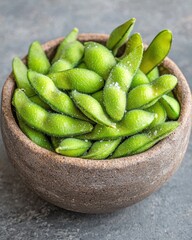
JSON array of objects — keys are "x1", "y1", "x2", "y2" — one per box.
[{"x1": 1, "y1": 33, "x2": 192, "y2": 170}]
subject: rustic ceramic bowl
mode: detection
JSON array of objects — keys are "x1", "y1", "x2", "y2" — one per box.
[{"x1": 1, "y1": 34, "x2": 192, "y2": 214}]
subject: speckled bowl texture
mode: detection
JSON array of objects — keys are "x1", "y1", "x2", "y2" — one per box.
[{"x1": 1, "y1": 34, "x2": 192, "y2": 214}]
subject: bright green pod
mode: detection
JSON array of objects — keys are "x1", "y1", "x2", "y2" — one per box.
[
  {"x1": 79, "y1": 110, "x2": 155, "y2": 140},
  {"x1": 146, "y1": 101, "x2": 167, "y2": 128},
  {"x1": 120, "y1": 33, "x2": 142, "y2": 59},
  {"x1": 106, "y1": 18, "x2": 136, "y2": 55},
  {"x1": 147, "y1": 67, "x2": 159, "y2": 82},
  {"x1": 52, "y1": 28, "x2": 79, "y2": 63},
  {"x1": 12, "y1": 57, "x2": 35, "y2": 97},
  {"x1": 160, "y1": 95, "x2": 180, "y2": 120},
  {"x1": 28, "y1": 71, "x2": 87, "y2": 120},
  {"x1": 71, "y1": 90, "x2": 115, "y2": 128},
  {"x1": 58, "y1": 40, "x2": 84, "y2": 66},
  {"x1": 84, "y1": 42, "x2": 116, "y2": 79},
  {"x1": 77, "y1": 62, "x2": 87, "y2": 69},
  {"x1": 140, "y1": 30, "x2": 172, "y2": 74},
  {"x1": 111, "y1": 121, "x2": 179, "y2": 158},
  {"x1": 29, "y1": 95, "x2": 51, "y2": 110},
  {"x1": 28, "y1": 41, "x2": 50, "y2": 74},
  {"x1": 12, "y1": 89, "x2": 93, "y2": 137},
  {"x1": 91, "y1": 90, "x2": 103, "y2": 106},
  {"x1": 130, "y1": 69, "x2": 149, "y2": 90},
  {"x1": 17, "y1": 114, "x2": 53, "y2": 151},
  {"x1": 103, "y1": 45, "x2": 143, "y2": 121},
  {"x1": 83, "y1": 138, "x2": 122, "y2": 160},
  {"x1": 48, "y1": 68, "x2": 104, "y2": 93},
  {"x1": 49, "y1": 59, "x2": 73, "y2": 73},
  {"x1": 56, "y1": 138, "x2": 92, "y2": 157},
  {"x1": 127, "y1": 74, "x2": 178, "y2": 110}
]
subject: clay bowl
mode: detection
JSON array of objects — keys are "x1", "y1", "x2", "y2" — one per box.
[{"x1": 1, "y1": 34, "x2": 192, "y2": 214}]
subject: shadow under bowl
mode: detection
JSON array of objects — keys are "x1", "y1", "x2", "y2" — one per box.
[{"x1": 1, "y1": 34, "x2": 192, "y2": 214}]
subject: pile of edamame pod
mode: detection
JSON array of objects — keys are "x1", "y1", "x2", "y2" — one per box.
[{"x1": 12, "y1": 18, "x2": 180, "y2": 159}]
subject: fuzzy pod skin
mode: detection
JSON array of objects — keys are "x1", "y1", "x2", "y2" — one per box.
[
  {"x1": 71, "y1": 90, "x2": 115, "y2": 128},
  {"x1": 146, "y1": 101, "x2": 167, "y2": 128},
  {"x1": 78, "y1": 110, "x2": 155, "y2": 140},
  {"x1": 56, "y1": 138, "x2": 92, "y2": 157},
  {"x1": 160, "y1": 95, "x2": 180, "y2": 120},
  {"x1": 103, "y1": 44, "x2": 143, "y2": 121},
  {"x1": 106, "y1": 18, "x2": 136, "y2": 55},
  {"x1": 48, "y1": 68, "x2": 104, "y2": 93},
  {"x1": 28, "y1": 71, "x2": 87, "y2": 120},
  {"x1": 48, "y1": 59, "x2": 73, "y2": 73},
  {"x1": 29, "y1": 95, "x2": 51, "y2": 110},
  {"x1": 16, "y1": 114, "x2": 53, "y2": 151},
  {"x1": 84, "y1": 42, "x2": 116, "y2": 79},
  {"x1": 140, "y1": 29, "x2": 172, "y2": 74},
  {"x1": 147, "y1": 67, "x2": 160, "y2": 82},
  {"x1": 12, "y1": 89, "x2": 93, "y2": 137},
  {"x1": 28, "y1": 41, "x2": 50, "y2": 74},
  {"x1": 126, "y1": 74, "x2": 178, "y2": 110},
  {"x1": 130, "y1": 69, "x2": 149, "y2": 90},
  {"x1": 12, "y1": 57, "x2": 35, "y2": 97},
  {"x1": 91, "y1": 90, "x2": 104, "y2": 106},
  {"x1": 111, "y1": 121, "x2": 179, "y2": 158},
  {"x1": 83, "y1": 138, "x2": 122, "y2": 160}
]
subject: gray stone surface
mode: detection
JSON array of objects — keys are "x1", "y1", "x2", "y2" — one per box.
[{"x1": 0, "y1": 0, "x2": 192, "y2": 239}]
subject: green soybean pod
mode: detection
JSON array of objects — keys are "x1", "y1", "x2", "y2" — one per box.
[
  {"x1": 120, "y1": 32, "x2": 142, "y2": 59},
  {"x1": 28, "y1": 41, "x2": 51, "y2": 74},
  {"x1": 127, "y1": 74, "x2": 178, "y2": 110},
  {"x1": 29, "y1": 95, "x2": 51, "y2": 110},
  {"x1": 130, "y1": 69, "x2": 149, "y2": 90},
  {"x1": 140, "y1": 29, "x2": 172, "y2": 74},
  {"x1": 79, "y1": 110, "x2": 155, "y2": 140},
  {"x1": 91, "y1": 90, "x2": 103, "y2": 106},
  {"x1": 48, "y1": 68, "x2": 104, "y2": 93},
  {"x1": 147, "y1": 67, "x2": 159, "y2": 82},
  {"x1": 71, "y1": 90, "x2": 115, "y2": 128},
  {"x1": 111, "y1": 121, "x2": 179, "y2": 158},
  {"x1": 160, "y1": 95, "x2": 180, "y2": 120},
  {"x1": 83, "y1": 138, "x2": 122, "y2": 160},
  {"x1": 103, "y1": 44, "x2": 143, "y2": 121},
  {"x1": 106, "y1": 18, "x2": 136, "y2": 55},
  {"x1": 52, "y1": 28, "x2": 79, "y2": 63},
  {"x1": 56, "y1": 138, "x2": 92, "y2": 157},
  {"x1": 12, "y1": 89, "x2": 93, "y2": 137},
  {"x1": 77, "y1": 62, "x2": 87, "y2": 69},
  {"x1": 49, "y1": 59, "x2": 73, "y2": 73},
  {"x1": 146, "y1": 101, "x2": 167, "y2": 128},
  {"x1": 84, "y1": 42, "x2": 116, "y2": 79},
  {"x1": 12, "y1": 57, "x2": 35, "y2": 97},
  {"x1": 17, "y1": 113, "x2": 53, "y2": 151},
  {"x1": 28, "y1": 71, "x2": 87, "y2": 120}
]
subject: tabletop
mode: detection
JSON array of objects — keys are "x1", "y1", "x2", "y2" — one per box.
[{"x1": 0, "y1": 0, "x2": 192, "y2": 239}]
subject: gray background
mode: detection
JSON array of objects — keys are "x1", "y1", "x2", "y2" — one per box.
[{"x1": 0, "y1": 0, "x2": 192, "y2": 239}]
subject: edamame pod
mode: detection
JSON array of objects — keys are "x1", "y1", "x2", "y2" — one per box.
[
  {"x1": 12, "y1": 89, "x2": 93, "y2": 137},
  {"x1": 83, "y1": 138, "x2": 122, "y2": 159},
  {"x1": 91, "y1": 90, "x2": 103, "y2": 106},
  {"x1": 29, "y1": 95, "x2": 51, "y2": 110},
  {"x1": 28, "y1": 41, "x2": 50, "y2": 74},
  {"x1": 106, "y1": 18, "x2": 136, "y2": 55},
  {"x1": 160, "y1": 95, "x2": 180, "y2": 120},
  {"x1": 48, "y1": 68, "x2": 104, "y2": 93},
  {"x1": 111, "y1": 121, "x2": 179, "y2": 158},
  {"x1": 140, "y1": 30, "x2": 172, "y2": 74},
  {"x1": 12, "y1": 57, "x2": 35, "y2": 97},
  {"x1": 17, "y1": 114, "x2": 53, "y2": 151},
  {"x1": 84, "y1": 42, "x2": 116, "y2": 79},
  {"x1": 52, "y1": 28, "x2": 79, "y2": 63},
  {"x1": 147, "y1": 67, "x2": 159, "y2": 82},
  {"x1": 49, "y1": 59, "x2": 73, "y2": 73},
  {"x1": 120, "y1": 33, "x2": 142, "y2": 59},
  {"x1": 56, "y1": 138, "x2": 92, "y2": 157},
  {"x1": 71, "y1": 90, "x2": 115, "y2": 128},
  {"x1": 127, "y1": 74, "x2": 178, "y2": 110},
  {"x1": 146, "y1": 101, "x2": 167, "y2": 128},
  {"x1": 130, "y1": 69, "x2": 149, "y2": 90},
  {"x1": 77, "y1": 62, "x2": 87, "y2": 69},
  {"x1": 103, "y1": 45, "x2": 143, "y2": 121},
  {"x1": 79, "y1": 110, "x2": 155, "y2": 140},
  {"x1": 28, "y1": 71, "x2": 88, "y2": 120}
]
